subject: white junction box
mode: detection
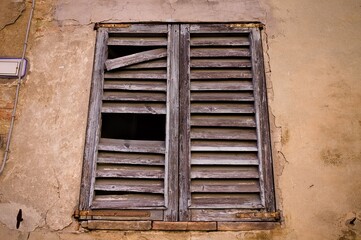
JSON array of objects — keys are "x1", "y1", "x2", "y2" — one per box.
[{"x1": 0, "y1": 58, "x2": 28, "y2": 78}]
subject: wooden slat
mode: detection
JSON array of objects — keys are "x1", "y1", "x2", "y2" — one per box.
[
  {"x1": 104, "y1": 80, "x2": 166, "y2": 91},
  {"x1": 189, "y1": 24, "x2": 252, "y2": 33},
  {"x1": 191, "y1": 152, "x2": 258, "y2": 165},
  {"x1": 191, "y1": 70, "x2": 252, "y2": 79},
  {"x1": 92, "y1": 194, "x2": 165, "y2": 209},
  {"x1": 191, "y1": 140, "x2": 258, "y2": 151},
  {"x1": 102, "y1": 102, "x2": 166, "y2": 114},
  {"x1": 97, "y1": 152, "x2": 165, "y2": 165},
  {"x1": 107, "y1": 24, "x2": 168, "y2": 33},
  {"x1": 105, "y1": 48, "x2": 167, "y2": 70},
  {"x1": 191, "y1": 59, "x2": 252, "y2": 68},
  {"x1": 191, "y1": 103, "x2": 254, "y2": 114},
  {"x1": 95, "y1": 179, "x2": 164, "y2": 193},
  {"x1": 191, "y1": 80, "x2": 253, "y2": 91},
  {"x1": 191, "y1": 180, "x2": 260, "y2": 193},
  {"x1": 191, "y1": 91, "x2": 254, "y2": 101},
  {"x1": 191, "y1": 127, "x2": 257, "y2": 140},
  {"x1": 96, "y1": 169, "x2": 164, "y2": 179},
  {"x1": 108, "y1": 38, "x2": 167, "y2": 46},
  {"x1": 190, "y1": 38, "x2": 250, "y2": 46},
  {"x1": 98, "y1": 138, "x2": 165, "y2": 154},
  {"x1": 103, "y1": 91, "x2": 166, "y2": 102},
  {"x1": 191, "y1": 48, "x2": 250, "y2": 57},
  {"x1": 124, "y1": 59, "x2": 167, "y2": 69},
  {"x1": 191, "y1": 114, "x2": 256, "y2": 127},
  {"x1": 190, "y1": 193, "x2": 261, "y2": 209},
  {"x1": 191, "y1": 167, "x2": 259, "y2": 179},
  {"x1": 104, "y1": 70, "x2": 167, "y2": 79},
  {"x1": 191, "y1": 209, "x2": 276, "y2": 222}
]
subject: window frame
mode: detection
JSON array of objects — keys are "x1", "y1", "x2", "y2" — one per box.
[{"x1": 78, "y1": 23, "x2": 278, "y2": 229}]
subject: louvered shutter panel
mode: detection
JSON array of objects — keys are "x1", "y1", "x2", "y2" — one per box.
[
  {"x1": 82, "y1": 25, "x2": 179, "y2": 220},
  {"x1": 179, "y1": 24, "x2": 272, "y2": 221}
]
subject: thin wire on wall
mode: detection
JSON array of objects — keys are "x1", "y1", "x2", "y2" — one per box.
[{"x1": 0, "y1": 0, "x2": 36, "y2": 175}]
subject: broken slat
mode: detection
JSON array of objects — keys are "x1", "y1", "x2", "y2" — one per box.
[
  {"x1": 190, "y1": 115, "x2": 256, "y2": 127},
  {"x1": 103, "y1": 91, "x2": 166, "y2": 102},
  {"x1": 98, "y1": 138, "x2": 165, "y2": 154},
  {"x1": 191, "y1": 80, "x2": 253, "y2": 91},
  {"x1": 97, "y1": 152, "x2": 165, "y2": 165},
  {"x1": 191, "y1": 128, "x2": 257, "y2": 140},
  {"x1": 124, "y1": 59, "x2": 167, "y2": 69},
  {"x1": 104, "y1": 80, "x2": 167, "y2": 91},
  {"x1": 191, "y1": 48, "x2": 251, "y2": 57},
  {"x1": 105, "y1": 48, "x2": 167, "y2": 71},
  {"x1": 191, "y1": 92, "x2": 254, "y2": 101},
  {"x1": 102, "y1": 102, "x2": 166, "y2": 114},
  {"x1": 191, "y1": 59, "x2": 252, "y2": 68},
  {"x1": 191, "y1": 103, "x2": 255, "y2": 114}
]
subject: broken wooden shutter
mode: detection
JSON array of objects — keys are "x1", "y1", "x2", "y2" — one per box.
[
  {"x1": 179, "y1": 24, "x2": 275, "y2": 221},
  {"x1": 80, "y1": 24, "x2": 179, "y2": 221}
]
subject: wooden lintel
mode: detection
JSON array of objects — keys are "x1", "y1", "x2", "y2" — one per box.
[
  {"x1": 236, "y1": 211, "x2": 280, "y2": 220},
  {"x1": 75, "y1": 210, "x2": 151, "y2": 219}
]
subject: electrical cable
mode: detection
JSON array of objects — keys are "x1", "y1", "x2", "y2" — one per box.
[{"x1": 0, "y1": 0, "x2": 35, "y2": 175}]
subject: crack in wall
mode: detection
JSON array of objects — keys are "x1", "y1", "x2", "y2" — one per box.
[{"x1": 0, "y1": 1, "x2": 26, "y2": 31}]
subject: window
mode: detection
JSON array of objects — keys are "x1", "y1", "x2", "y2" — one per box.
[{"x1": 78, "y1": 23, "x2": 277, "y2": 229}]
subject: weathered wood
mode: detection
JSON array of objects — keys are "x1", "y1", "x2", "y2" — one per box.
[
  {"x1": 191, "y1": 139, "x2": 258, "y2": 151},
  {"x1": 103, "y1": 91, "x2": 166, "y2": 102},
  {"x1": 191, "y1": 92, "x2": 254, "y2": 101},
  {"x1": 92, "y1": 195, "x2": 165, "y2": 209},
  {"x1": 191, "y1": 167, "x2": 259, "y2": 179},
  {"x1": 190, "y1": 114, "x2": 256, "y2": 127},
  {"x1": 190, "y1": 193, "x2": 262, "y2": 209},
  {"x1": 191, "y1": 70, "x2": 252, "y2": 79},
  {"x1": 107, "y1": 24, "x2": 168, "y2": 33},
  {"x1": 104, "y1": 70, "x2": 167, "y2": 79},
  {"x1": 152, "y1": 221, "x2": 217, "y2": 231},
  {"x1": 102, "y1": 102, "x2": 166, "y2": 114},
  {"x1": 191, "y1": 80, "x2": 253, "y2": 91},
  {"x1": 105, "y1": 48, "x2": 167, "y2": 71},
  {"x1": 178, "y1": 24, "x2": 191, "y2": 221},
  {"x1": 191, "y1": 103, "x2": 255, "y2": 114},
  {"x1": 191, "y1": 180, "x2": 260, "y2": 193},
  {"x1": 96, "y1": 169, "x2": 164, "y2": 179},
  {"x1": 104, "y1": 80, "x2": 167, "y2": 91},
  {"x1": 164, "y1": 24, "x2": 180, "y2": 221},
  {"x1": 78, "y1": 210, "x2": 163, "y2": 221},
  {"x1": 251, "y1": 28, "x2": 276, "y2": 212},
  {"x1": 124, "y1": 59, "x2": 167, "y2": 69},
  {"x1": 191, "y1": 127, "x2": 257, "y2": 140},
  {"x1": 191, "y1": 37, "x2": 250, "y2": 46},
  {"x1": 97, "y1": 152, "x2": 165, "y2": 165},
  {"x1": 85, "y1": 220, "x2": 152, "y2": 230},
  {"x1": 191, "y1": 48, "x2": 250, "y2": 57},
  {"x1": 191, "y1": 59, "x2": 252, "y2": 68},
  {"x1": 98, "y1": 138, "x2": 165, "y2": 154},
  {"x1": 191, "y1": 152, "x2": 259, "y2": 165},
  {"x1": 80, "y1": 29, "x2": 108, "y2": 210},
  {"x1": 108, "y1": 38, "x2": 167, "y2": 46},
  {"x1": 189, "y1": 24, "x2": 252, "y2": 33},
  {"x1": 94, "y1": 183, "x2": 164, "y2": 193}
]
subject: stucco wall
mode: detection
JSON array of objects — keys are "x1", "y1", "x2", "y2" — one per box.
[{"x1": 0, "y1": 0, "x2": 360, "y2": 239}]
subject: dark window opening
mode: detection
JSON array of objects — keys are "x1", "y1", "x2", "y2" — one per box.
[{"x1": 101, "y1": 113, "x2": 166, "y2": 141}]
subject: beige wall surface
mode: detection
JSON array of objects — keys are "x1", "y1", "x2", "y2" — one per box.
[{"x1": 0, "y1": 0, "x2": 360, "y2": 239}]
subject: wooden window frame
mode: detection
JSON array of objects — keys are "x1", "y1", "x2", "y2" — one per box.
[{"x1": 77, "y1": 23, "x2": 278, "y2": 230}]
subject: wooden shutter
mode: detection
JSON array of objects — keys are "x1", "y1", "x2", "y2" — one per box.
[
  {"x1": 179, "y1": 24, "x2": 275, "y2": 221},
  {"x1": 80, "y1": 24, "x2": 179, "y2": 221}
]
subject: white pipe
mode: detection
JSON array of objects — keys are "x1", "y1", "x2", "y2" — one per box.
[{"x1": 0, "y1": 0, "x2": 35, "y2": 175}]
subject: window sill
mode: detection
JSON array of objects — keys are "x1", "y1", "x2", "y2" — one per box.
[{"x1": 80, "y1": 220, "x2": 280, "y2": 231}]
